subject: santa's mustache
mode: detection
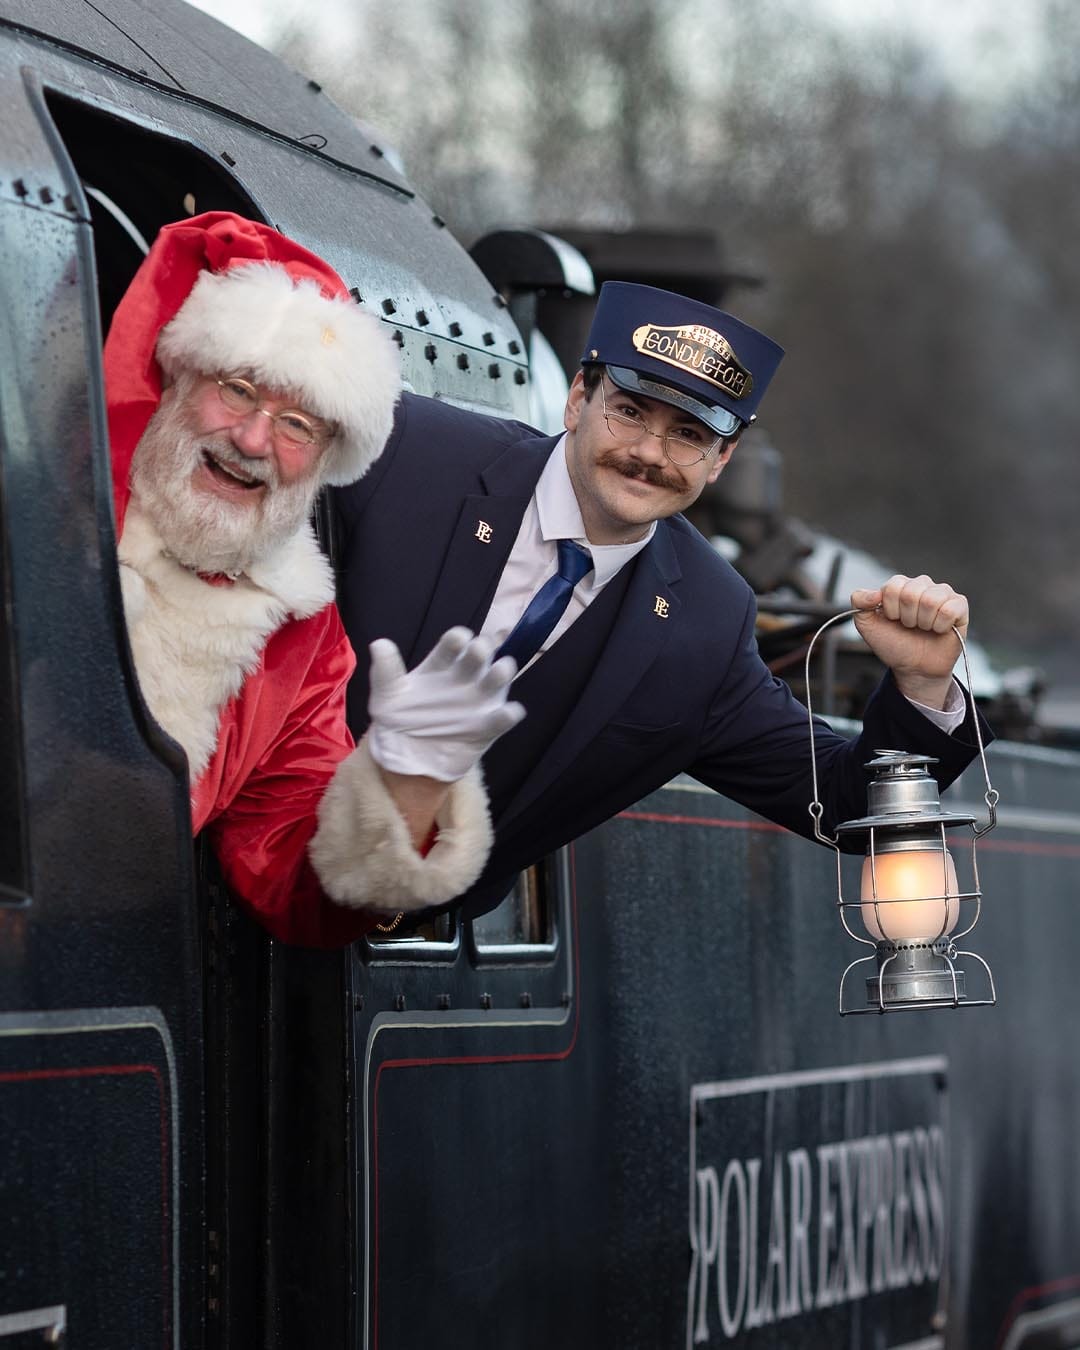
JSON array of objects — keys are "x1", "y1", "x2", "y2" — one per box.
[{"x1": 597, "y1": 448, "x2": 684, "y2": 493}]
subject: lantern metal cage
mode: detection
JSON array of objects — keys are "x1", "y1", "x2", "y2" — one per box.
[{"x1": 804, "y1": 611, "x2": 999, "y2": 1015}]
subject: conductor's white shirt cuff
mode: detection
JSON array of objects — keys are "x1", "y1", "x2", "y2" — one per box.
[{"x1": 905, "y1": 678, "x2": 966, "y2": 735}]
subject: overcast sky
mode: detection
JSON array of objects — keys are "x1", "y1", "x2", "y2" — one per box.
[{"x1": 183, "y1": 0, "x2": 1040, "y2": 99}]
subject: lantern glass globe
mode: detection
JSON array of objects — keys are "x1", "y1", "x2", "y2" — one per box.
[{"x1": 859, "y1": 847, "x2": 960, "y2": 943}]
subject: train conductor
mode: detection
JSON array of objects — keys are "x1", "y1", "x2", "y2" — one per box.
[{"x1": 334, "y1": 281, "x2": 989, "y2": 919}]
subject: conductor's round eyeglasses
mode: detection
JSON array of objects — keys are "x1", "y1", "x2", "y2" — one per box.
[{"x1": 599, "y1": 380, "x2": 723, "y2": 467}]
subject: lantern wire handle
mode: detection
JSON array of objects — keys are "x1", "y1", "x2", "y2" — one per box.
[
  {"x1": 953, "y1": 626, "x2": 999, "y2": 837},
  {"x1": 804, "y1": 608, "x2": 858, "y2": 847},
  {"x1": 804, "y1": 609, "x2": 998, "y2": 842}
]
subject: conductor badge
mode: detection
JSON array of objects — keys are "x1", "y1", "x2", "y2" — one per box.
[
  {"x1": 475, "y1": 520, "x2": 494, "y2": 543},
  {"x1": 654, "y1": 596, "x2": 670, "y2": 619}
]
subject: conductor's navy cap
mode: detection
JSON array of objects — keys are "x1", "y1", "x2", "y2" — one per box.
[{"x1": 581, "y1": 281, "x2": 784, "y2": 436}]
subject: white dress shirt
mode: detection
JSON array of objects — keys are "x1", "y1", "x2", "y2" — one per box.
[
  {"x1": 479, "y1": 435, "x2": 652, "y2": 666},
  {"x1": 478, "y1": 437, "x2": 966, "y2": 734}
]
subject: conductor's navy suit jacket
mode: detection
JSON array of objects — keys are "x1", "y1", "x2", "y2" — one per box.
[{"x1": 334, "y1": 393, "x2": 986, "y2": 918}]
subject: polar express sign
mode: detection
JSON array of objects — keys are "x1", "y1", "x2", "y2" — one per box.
[{"x1": 687, "y1": 1058, "x2": 948, "y2": 1347}]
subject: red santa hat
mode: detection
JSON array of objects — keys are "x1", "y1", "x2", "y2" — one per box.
[{"x1": 104, "y1": 211, "x2": 400, "y2": 532}]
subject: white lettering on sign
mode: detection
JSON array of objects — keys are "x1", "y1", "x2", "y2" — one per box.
[
  {"x1": 686, "y1": 1059, "x2": 948, "y2": 1347},
  {"x1": 691, "y1": 1130, "x2": 945, "y2": 1340}
]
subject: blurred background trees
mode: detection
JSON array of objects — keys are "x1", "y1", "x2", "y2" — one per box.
[{"x1": 224, "y1": 0, "x2": 1077, "y2": 673}]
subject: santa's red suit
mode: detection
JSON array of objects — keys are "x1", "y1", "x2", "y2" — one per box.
[{"x1": 105, "y1": 213, "x2": 491, "y2": 945}]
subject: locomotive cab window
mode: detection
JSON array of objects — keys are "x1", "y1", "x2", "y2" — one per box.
[
  {"x1": 470, "y1": 855, "x2": 559, "y2": 959},
  {"x1": 363, "y1": 855, "x2": 562, "y2": 963},
  {"x1": 364, "y1": 906, "x2": 459, "y2": 958},
  {"x1": 42, "y1": 91, "x2": 262, "y2": 332}
]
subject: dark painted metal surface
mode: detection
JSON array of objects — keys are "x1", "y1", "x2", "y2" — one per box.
[
  {"x1": 0, "y1": 0, "x2": 413, "y2": 190},
  {"x1": 1, "y1": 1017, "x2": 177, "y2": 1348},
  {"x1": 336, "y1": 743, "x2": 1080, "y2": 1350},
  {"x1": 0, "y1": 15, "x2": 529, "y2": 408},
  {"x1": 0, "y1": 64, "x2": 202, "y2": 1348},
  {"x1": 3, "y1": 4, "x2": 1080, "y2": 1350}
]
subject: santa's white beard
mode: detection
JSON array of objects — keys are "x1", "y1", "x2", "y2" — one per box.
[{"x1": 129, "y1": 387, "x2": 320, "y2": 576}]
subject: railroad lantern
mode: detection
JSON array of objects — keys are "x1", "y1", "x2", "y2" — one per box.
[{"x1": 804, "y1": 613, "x2": 999, "y2": 1014}]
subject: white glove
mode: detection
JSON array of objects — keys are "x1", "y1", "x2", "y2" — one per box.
[{"x1": 366, "y1": 627, "x2": 525, "y2": 782}]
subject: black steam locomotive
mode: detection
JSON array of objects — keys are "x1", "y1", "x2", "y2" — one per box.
[{"x1": 2, "y1": 4, "x2": 1078, "y2": 1348}]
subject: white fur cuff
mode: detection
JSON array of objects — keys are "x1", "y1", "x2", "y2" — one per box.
[{"x1": 309, "y1": 739, "x2": 493, "y2": 915}]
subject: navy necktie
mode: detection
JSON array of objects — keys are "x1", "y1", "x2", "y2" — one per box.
[{"x1": 495, "y1": 538, "x2": 594, "y2": 668}]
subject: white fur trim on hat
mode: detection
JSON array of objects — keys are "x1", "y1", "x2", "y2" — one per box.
[
  {"x1": 309, "y1": 739, "x2": 493, "y2": 914},
  {"x1": 156, "y1": 262, "x2": 401, "y2": 486}
]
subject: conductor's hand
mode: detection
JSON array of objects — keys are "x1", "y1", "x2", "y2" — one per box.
[
  {"x1": 367, "y1": 627, "x2": 525, "y2": 782},
  {"x1": 851, "y1": 574, "x2": 968, "y2": 711}
]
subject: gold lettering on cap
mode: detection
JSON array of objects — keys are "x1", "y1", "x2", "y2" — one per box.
[{"x1": 631, "y1": 323, "x2": 753, "y2": 399}]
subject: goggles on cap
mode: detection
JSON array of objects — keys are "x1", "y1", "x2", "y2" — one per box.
[{"x1": 604, "y1": 364, "x2": 744, "y2": 439}]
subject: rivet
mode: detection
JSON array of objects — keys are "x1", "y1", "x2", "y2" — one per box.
[
  {"x1": 39, "y1": 186, "x2": 53, "y2": 205},
  {"x1": 393, "y1": 330, "x2": 405, "y2": 348},
  {"x1": 508, "y1": 339, "x2": 521, "y2": 355},
  {"x1": 493, "y1": 294, "x2": 507, "y2": 308},
  {"x1": 220, "y1": 151, "x2": 236, "y2": 167},
  {"x1": 519, "y1": 992, "x2": 532, "y2": 1009},
  {"x1": 307, "y1": 78, "x2": 322, "y2": 92},
  {"x1": 416, "y1": 309, "x2": 429, "y2": 326},
  {"x1": 514, "y1": 370, "x2": 527, "y2": 386},
  {"x1": 488, "y1": 363, "x2": 501, "y2": 379},
  {"x1": 381, "y1": 298, "x2": 396, "y2": 315},
  {"x1": 394, "y1": 993, "x2": 406, "y2": 1012},
  {"x1": 456, "y1": 353, "x2": 469, "y2": 371},
  {"x1": 482, "y1": 331, "x2": 495, "y2": 346},
  {"x1": 480, "y1": 993, "x2": 492, "y2": 1010},
  {"x1": 436, "y1": 994, "x2": 451, "y2": 1011},
  {"x1": 432, "y1": 214, "x2": 446, "y2": 228},
  {"x1": 449, "y1": 321, "x2": 462, "y2": 337},
  {"x1": 349, "y1": 286, "x2": 363, "y2": 303},
  {"x1": 425, "y1": 343, "x2": 437, "y2": 363}
]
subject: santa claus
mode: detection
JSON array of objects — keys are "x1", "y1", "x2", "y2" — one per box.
[{"x1": 105, "y1": 211, "x2": 520, "y2": 945}]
